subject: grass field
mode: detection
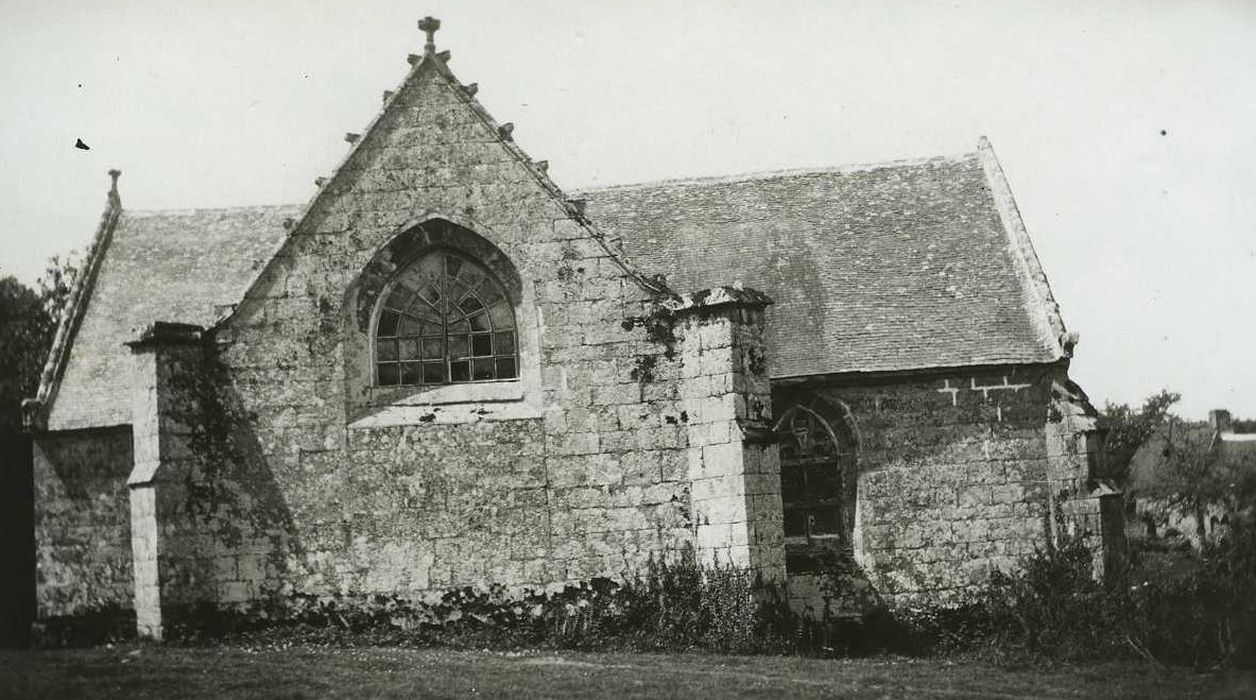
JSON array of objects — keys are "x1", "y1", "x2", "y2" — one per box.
[{"x1": 1, "y1": 645, "x2": 1253, "y2": 699}]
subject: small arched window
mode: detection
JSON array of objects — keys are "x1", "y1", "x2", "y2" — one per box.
[{"x1": 374, "y1": 249, "x2": 518, "y2": 386}]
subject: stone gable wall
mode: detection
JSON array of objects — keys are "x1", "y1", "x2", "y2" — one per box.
[{"x1": 159, "y1": 59, "x2": 786, "y2": 607}]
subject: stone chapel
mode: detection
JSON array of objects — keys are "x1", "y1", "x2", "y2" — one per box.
[{"x1": 25, "y1": 18, "x2": 1122, "y2": 639}]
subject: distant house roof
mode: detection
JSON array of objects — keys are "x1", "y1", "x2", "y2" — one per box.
[
  {"x1": 45, "y1": 206, "x2": 297, "y2": 430},
  {"x1": 39, "y1": 141, "x2": 1067, "y2": 430},
  {"x1": 581, "y1": 141, "x2": 1065, "y2": 379}
]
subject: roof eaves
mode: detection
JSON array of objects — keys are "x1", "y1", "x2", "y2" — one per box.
[
  {"x1": 24, "y1": 170, "x2": 123, "y2": 431},
  {"x1": 976, "y1": 136, "x2": 1068, "y2": 359},
  {"x1": 771, "y1": 356, "x2": 1069, "y2": 384}
]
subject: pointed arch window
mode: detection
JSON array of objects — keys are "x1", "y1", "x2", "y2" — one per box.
[
  {"x1": 374, "y1": 250, "x2": 519, "y2": 386},
  {"x1": 776, "y1": 399, "x2": 858, "y2": 572}
]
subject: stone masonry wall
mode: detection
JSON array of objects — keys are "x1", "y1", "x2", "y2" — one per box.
[
  {"x1": 780, "y1": 365, "x2": 1062, "y2": 608},
  {"x1": 207, "y1": 285, "x2": 779, "y2": 599},
  {"x1": 32, "y1": 426, "x2": 133, "y2": 617}
]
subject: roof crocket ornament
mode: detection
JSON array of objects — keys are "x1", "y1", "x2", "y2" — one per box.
[{"x1": 418, "y1": 16, "x2": 441, "y2": 55}]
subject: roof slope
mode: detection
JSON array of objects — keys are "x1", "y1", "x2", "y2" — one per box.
[
  {"x1": 42, "y1": 146, "x2": 1067, "y2": 429},
  {"x1": 579, "y1": 148, "x2": 1064, "y2": 378},
  {"x1": 46, "y1": 205, "x2": 297, "y2": 430}
]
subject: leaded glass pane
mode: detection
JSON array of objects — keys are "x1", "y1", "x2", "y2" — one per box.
[
  {"x1": 446, "y1": 279, "x2": 470, "y2": 304},
  {"x1": 417, "y1": 283, "x2": 441, "y2": 307},
  {"x1": 494, "y1": 331, "x2": 515, "y2": 355},
  {"x1": 450, "y1": 360, "x2": 470, "y2": 382},
  {"x1": 377, "y1": 363, "x2": 400, "y2": 385},
  {"x1": 421, "y1": 338, "x2": 443, "y2": 360},
  {"x1": 398, "y1": 316, "x2": 424, "y2": 336},
  {"x1": 422, "y1": 362, "x2": 446, "y2": 384},
  {"x1": 400, "y1": 362, "x2": 423, "y2": 385},
  {"x1": 377, "y1": 311, "x2": 399, "y2": 337},
  {"x1": 495, "y1": 358, "x2": 516, "y2": 379},
  {"x1": 472, "y1": 358, "x2": 495, "y2": 381},
  {"x1": 398, "y1": 339, "x2": 421, "y2": 361},
  {"x1": 449, "y1": 335, "x2": 470, "y2": 359}
]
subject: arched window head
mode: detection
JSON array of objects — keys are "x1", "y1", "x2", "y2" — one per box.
[{"x1": 374, "y1": 249, "x2": 518, "y2": 387}]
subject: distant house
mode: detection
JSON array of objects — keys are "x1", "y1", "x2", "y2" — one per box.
[{"x1": 1127, "y1": 409, "x2": 1256, "y2": 547}]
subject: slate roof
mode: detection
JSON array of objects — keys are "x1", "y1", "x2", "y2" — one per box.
[
  {"x1": 39, "y1": 142, "x2": 1067, "y2": 430},
  {"x1": 579, "y1": 144, "x2": 1065, "y2": 379},
  {"x1": 45, "y1": 206, "x2": 297, "y2": 430}
]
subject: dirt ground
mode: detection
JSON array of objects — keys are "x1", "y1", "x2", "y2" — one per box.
[{"x1": 0, "y1": 644, "x2": 1251, "y2": 699}]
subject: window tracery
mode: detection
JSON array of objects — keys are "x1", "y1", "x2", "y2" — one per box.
[{"x1": 373, "y1": 250, "x2": 518, "y2": 386}]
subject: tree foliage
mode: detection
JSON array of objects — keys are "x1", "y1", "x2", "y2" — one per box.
[
  {"x1": 1146, "y1": 417, "x2": 1256, "y2": 541},
  {"x1": 0, "y1": 254, "x2": 80, "y2": 432},
  {"x1": 1102, "y1": 389, "x2": 1180, "y2": 484},
  {"x1": 1233, "y1": 418, "x2": 1256, "y2": 434},
  {"x1": 0, "y1": 278, "x2": 51, "y2": 430}
]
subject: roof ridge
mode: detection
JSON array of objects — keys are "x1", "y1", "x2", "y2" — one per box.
[
  {"x1": 25, "y1": 170, "x2": 123, "y2": 430},
  {"x1": 574, "y1": 151, "x2": 978, "y2": 194},
  {"x1": 123, "y1": 203, "x2": 302, "y2": 217}
]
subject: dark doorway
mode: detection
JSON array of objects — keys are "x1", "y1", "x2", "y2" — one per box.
[{"x1": 0, "y1": 430, "x2": 35, "y2": 647}]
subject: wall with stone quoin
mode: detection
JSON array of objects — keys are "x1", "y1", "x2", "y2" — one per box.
[
  {"x1": 124, "y1": 324, "x2": 295, "y2": 638},
  {"x1": 31, "y1": 427, "x2": 134, "y2": 618},
  {"x1": 778, "y1": 364, "x2": 1093, "y2": 611}
]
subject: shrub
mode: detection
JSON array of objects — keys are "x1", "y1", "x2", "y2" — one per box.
[
  {"x1": 964, "y1": 520, "x2": 1256, "y2": 669},
  {"x1": 159, "y1": 548, "x2": 896, "y2": 657}
]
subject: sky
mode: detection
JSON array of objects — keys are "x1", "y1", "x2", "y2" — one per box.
[{"x1": 1, "y1": 0, "x2": 1253, "y2": 420}]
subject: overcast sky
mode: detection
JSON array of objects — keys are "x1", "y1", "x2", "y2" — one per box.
[{"x1": 1, "y1": 0, "x2": 1253, "y2": 419}]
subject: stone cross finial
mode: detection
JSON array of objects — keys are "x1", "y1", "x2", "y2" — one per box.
[{"x1": 418, "y1": 16, "x2": 441, "y2": 54}]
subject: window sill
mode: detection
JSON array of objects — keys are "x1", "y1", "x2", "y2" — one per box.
[
  {"x1": 348, "y1": 380, "x2": 539, "y2": 429},
  {"x1": 367, "y1": 380, "x2": 523, "y2": 406}
]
